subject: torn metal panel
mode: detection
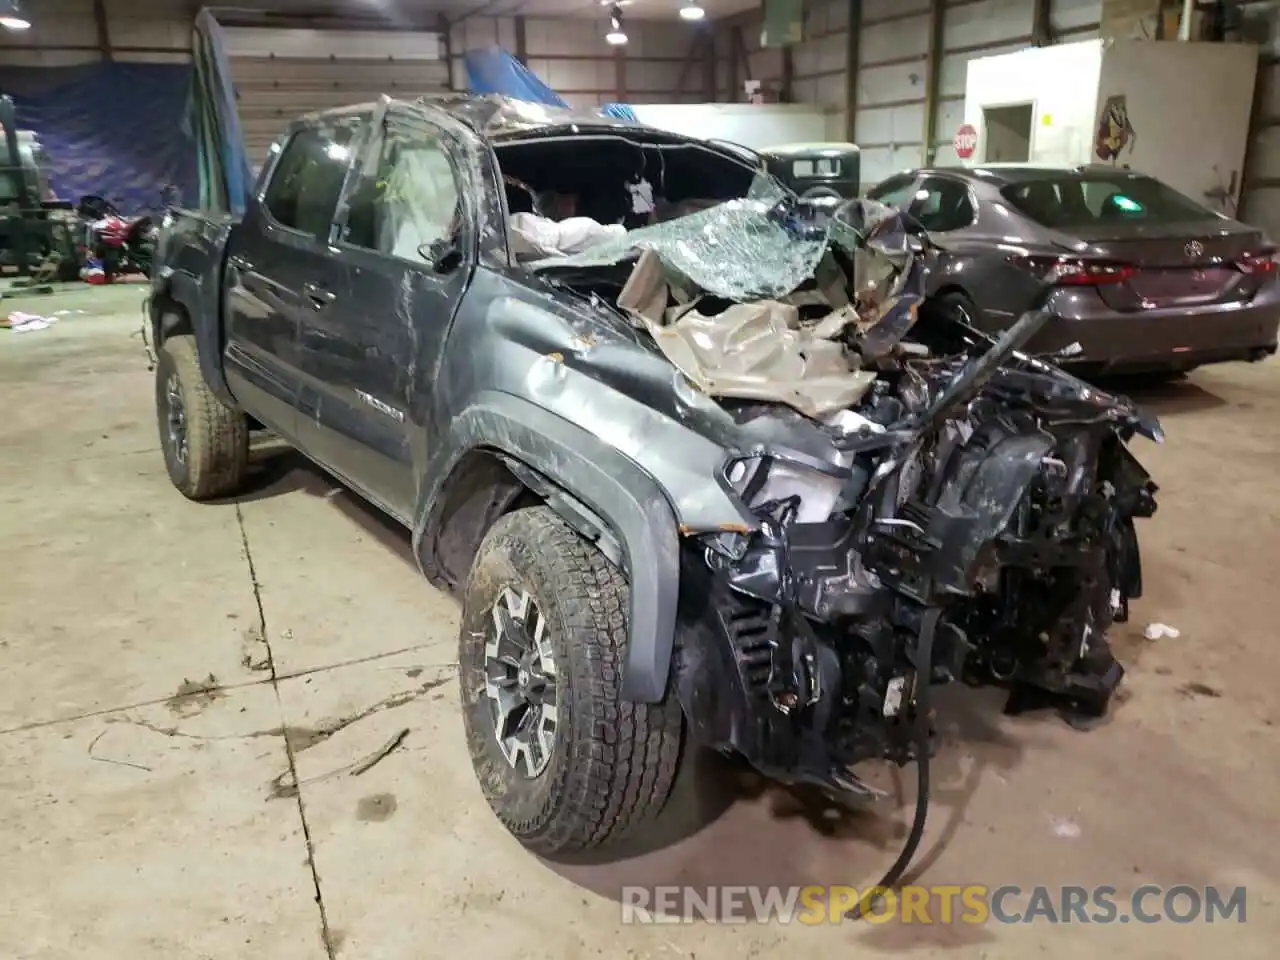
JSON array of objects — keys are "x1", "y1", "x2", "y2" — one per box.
[
  {"x1": 423, "y1": 93, "x2": 642, "y2": 140},
  {"x1": 643, "y1": 301, "x2": 875, "y2": 419}
]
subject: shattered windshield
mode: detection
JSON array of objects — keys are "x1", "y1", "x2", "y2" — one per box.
[
  {"x1": 531, "y1": 179, "x2": 915, "y2": 308},
  {"x1": 531, "y1": 175, "x2": 828, "y2": 302}
]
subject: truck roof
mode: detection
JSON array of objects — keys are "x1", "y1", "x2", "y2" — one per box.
[{"x1": 302, "y1": 93, "x2": 645, "y2": 142}]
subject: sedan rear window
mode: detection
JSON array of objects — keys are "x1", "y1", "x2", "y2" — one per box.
[{"x1": 1000, "y1": 174, "x2": 1214, "y2": 229}]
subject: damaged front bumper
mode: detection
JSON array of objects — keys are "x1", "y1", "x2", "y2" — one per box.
[
  {"x1": 537, "y1": 189, "x2": 1161, "y2": 798},
  {"x1": 672, "y1": 310, "x2": 1160, "y2": 796}
]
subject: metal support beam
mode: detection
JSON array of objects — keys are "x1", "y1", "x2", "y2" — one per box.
[
  {"x1": 844, "y1": 0, "x2": 861, "y2": 141},
  {"x1": 726, "y1": 25, "x2": 747, "y2": 100},
  {"x1": 921, "y1": 0, "x2": 945, "y2": 164},
  {"x1": 781, "y1": 45, "x2": 795, "y2": 103},
  {"x1": 93, "y1": 0, "x2": 113, "y2": 62},
  {"x1": 674, "y1": 30, "x2": 701, "y2": 96},
  {"x1": 701, "y1": 31, "x2": 719, "y2": 101},
  {"x1": 614, "y1": 48, "x2": 627, "y2": 102},
  {"x1": 514, "y1": 15, "x2": 528, "y2": 65},
  {"x1": 1031, "y1": 0, "x2": 1054, "y2": 46},
  {"x1": 439, "y1": 14, "x2": 455, "y2": 90},
  {"x1": 733, "y1": 26, "x2": 751, "y2": 81}
]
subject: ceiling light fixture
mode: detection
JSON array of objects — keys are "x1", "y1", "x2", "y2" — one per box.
[
  {"x1": 0, "y1": 0, "x2": 28, "y2": 30},
  {"x1": 605, "y1": 5, "x2": 627, "y2": 45},
  {"x1": 679, "y1": 3, "x2": 705, "y2": 20}
]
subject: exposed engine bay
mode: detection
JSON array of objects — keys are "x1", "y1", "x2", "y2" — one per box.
[{"x1": 495, "y1": 129, "x2": 1160, "y2": 894}]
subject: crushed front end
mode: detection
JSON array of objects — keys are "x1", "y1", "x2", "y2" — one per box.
[
  {"x1": 681, "y1": 350, "x2": 1159, "y2": 797},
  {"x1": 535, "y1": 190, "x2": 1160, "y2": 837}
]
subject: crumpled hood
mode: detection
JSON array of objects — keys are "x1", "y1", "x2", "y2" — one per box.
[{"x1": 534, "y1": 190, "x2": 935, "y2": 421}]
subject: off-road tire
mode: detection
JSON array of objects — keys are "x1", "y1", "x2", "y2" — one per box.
[
  {"x1": 155, "y1": 332, "x2": 249, "y2": 500},
  {"x1": 459, "y1": 506, "x2": 683, "y2": 855}
]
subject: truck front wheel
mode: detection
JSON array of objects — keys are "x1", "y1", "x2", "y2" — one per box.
[
  {"x1": 155, "y1": 332, "x2": 249, "y2": 500},
  {"x1": 458, "y1": 506, "x2": 683, "y2": 855}
]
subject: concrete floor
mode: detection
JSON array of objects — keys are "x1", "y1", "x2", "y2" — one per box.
[{"x1": 1, "y1": 284, "x2": 1277, "y2": 959}]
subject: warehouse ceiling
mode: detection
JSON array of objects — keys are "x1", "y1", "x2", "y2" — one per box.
[
  {"x1": 208, "y1": 0, "x2": 759, "y2": 24},
  {"x1": 462, "y1": 0, "x2": 761, "y2": 19}
]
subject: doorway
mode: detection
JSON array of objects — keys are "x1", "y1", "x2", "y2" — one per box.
[{"x1": 982, "y1": 103, "x2": 1033, "y2": 163}]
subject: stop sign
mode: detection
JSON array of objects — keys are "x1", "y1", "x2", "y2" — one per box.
[{"x1": 954, "y1": 123, "x2": 978, "y2": 160}]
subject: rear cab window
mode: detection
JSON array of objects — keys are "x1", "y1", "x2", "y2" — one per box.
[
  {"x1": 793, "y1": 156, "x2": 842, "y2": 179},
  {"x1": 1000, "y1": 173, "x2": 1216, "y2": 229},
  {"x1": 262, "y1": 116, "x2": 367, "y2": 242},
  {"x1": 339, "y1": 111, "x2": 463, "y2": 263}
]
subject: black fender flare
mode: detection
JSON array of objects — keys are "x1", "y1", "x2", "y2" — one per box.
[
  {"x1": 414, "y1": 395, "x2": 681, "y2": 704},
  {"x1": 151, "y1": 270, "x2": 236, "y2": 408}
]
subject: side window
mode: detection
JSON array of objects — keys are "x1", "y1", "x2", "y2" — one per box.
[
  {"x1": 342, "y1": 122, "x2": 462, "y2": 262},
  {"x1": 909, "y1": 177, "x2": 976, "y2": 232},
  {"x1": 866, "y1": 174, "x2": 917, "y2": 209},
  {"x1": 263, "y1": 119, "x2": 364, "y2": 240}
]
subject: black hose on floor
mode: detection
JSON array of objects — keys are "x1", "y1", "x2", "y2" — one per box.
[{"x1": 847, "y1": 606, "x2": 941, "y2": 921}]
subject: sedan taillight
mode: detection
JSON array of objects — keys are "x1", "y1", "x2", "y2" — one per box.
[
  {"x1": 1235, "y1": 250, "x2": 1278, "y2": 275},
  {"x1": 1008, "y1": 255, "x2": 1137, "y2": 286}
]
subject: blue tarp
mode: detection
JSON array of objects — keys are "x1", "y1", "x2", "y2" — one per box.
[
  {"x1": 601, "y1": 103, "x2": 639, "y2": 122},
  {"x1": 465, "y1": 46, "x2": 567, "y2": 107},
  {"x1": 0, "y1": 62, "x2": 196, "y2": 215}
]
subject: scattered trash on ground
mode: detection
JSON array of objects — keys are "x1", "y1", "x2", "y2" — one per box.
[
  {"x1": 1179, "y1": 681, "x2": 1223, "y2": 699},
  {"x1": 1144, "y1": 622, "x2": 1181, "y2": 640},
  {"x1": 1052, "y1": 817, "x2": 1082, "y2": 839},
  {"x1": 87, "y1": 728, "x2": 152, "y2": 773},
  {"x1": 3, "y1": 311, "x2": 57, "y2": 333},
  {"x1": 350, "y1": 728, "x2": 410, "y2": 776}
]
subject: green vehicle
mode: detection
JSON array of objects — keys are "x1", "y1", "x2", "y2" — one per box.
[
  {"x1": 759, "y1": 142, "x2": 862, "y2": 209},
  {"x1": 0, "y1": 95, "x2": 78, "y2": 278}
]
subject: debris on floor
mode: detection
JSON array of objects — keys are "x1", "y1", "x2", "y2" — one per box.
[
  {"x1": 1144, "y1": 622, "x2": 1182, "y2": 640},
  {"x1": 1051, "y1": 817, "x2": 1082, "y2": 839},
  {"x1": 3, "y1": 311, "x2": 57, "y2": 333},
  {"x1": 166, "y1": 674, "x2": 224, "y2": 716},
  {"x1": 1179, "y1": 681, "x2": 1223, "y2": 699}
]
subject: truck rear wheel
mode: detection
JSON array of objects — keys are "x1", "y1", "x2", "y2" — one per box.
[
  {"x1": 458, "y1": 506, "x2": 683, "y2": 855},
  {"x1": 155, "y1": 332, "x2": 249, "y2": 500}
]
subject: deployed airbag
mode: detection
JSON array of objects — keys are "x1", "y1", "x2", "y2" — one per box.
[
  {"x1": 647, "y1": 300, "x2": 876, "y2": 418},
  {"x1": 531, "y1": 182, "x2": 827, "y2": 301}
]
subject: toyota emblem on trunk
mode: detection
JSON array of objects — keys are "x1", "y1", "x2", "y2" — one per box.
[{"x1": 1185, "y1": 240, "x2": 1205, "y2": 259}]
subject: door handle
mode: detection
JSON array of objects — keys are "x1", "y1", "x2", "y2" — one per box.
[
  {"x1": 228, "y1": 255, "x2": 251, "y2": 271},
  {"x1": 303, "y1": 282, "x2": 336, "y2": 308}
]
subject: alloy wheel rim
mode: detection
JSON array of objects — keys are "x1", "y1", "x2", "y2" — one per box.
[
  {"x1": 484, "y1": 586, "x2": 558, "y2": 778},
  {"x1": 165, "y1": 373, "x2": 187, "y2": 466}
]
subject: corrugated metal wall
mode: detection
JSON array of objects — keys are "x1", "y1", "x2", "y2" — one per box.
[
  {"x1": 714, "y1": 0, "x2": 1280, "y2": 242},
  {"x1": 0, "y1": 0, "x2": 190, "y2": 66},
  {"x1": 219, "y1": 31, "x2": 450, "y2": 164},
  {"x1": 1241, "y1": 4, "x2": 1280, "y2": 241},
  {"x1": 7, "y1": 0, "x2": 1280, "y2": 236},
  {"x1": 716, "y1": 0, "x2": 1106, "y2": 185},
  {"x1": 449, "y1": 16, "x2": 709, "y2": 109}
]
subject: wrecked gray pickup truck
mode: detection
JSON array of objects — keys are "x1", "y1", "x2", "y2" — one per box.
[{"x1": 148, "y1": 95, "x2": 1159, "y2": 869}]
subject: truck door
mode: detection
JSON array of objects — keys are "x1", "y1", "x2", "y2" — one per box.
[
  {"x1": 296, "y1": 106, "x2": 471, "y2": 523},
  {"x1": 223, "y1": 114, "x2": 367, "y2": 441}
]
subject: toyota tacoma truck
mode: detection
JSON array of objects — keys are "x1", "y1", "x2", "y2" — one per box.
[{"x1": 148, "y1": 95, "x2": 1159, "y2": 875}]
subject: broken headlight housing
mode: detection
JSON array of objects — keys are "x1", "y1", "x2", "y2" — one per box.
[{"x1": 723, "y1": 454, "x2": 846, "y2": 525}]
